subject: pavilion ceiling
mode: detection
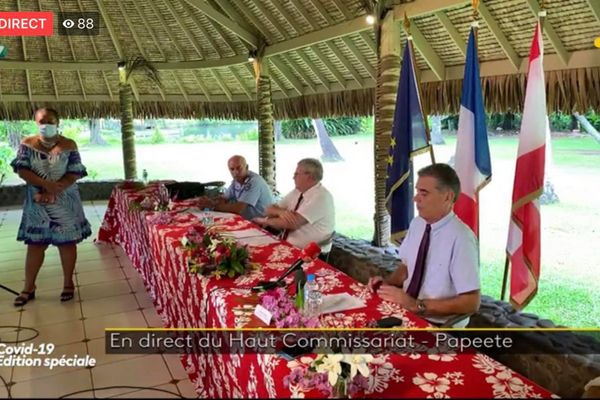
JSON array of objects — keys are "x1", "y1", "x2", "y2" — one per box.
[{"x1": 0, "y1": 0, "x2": 598, "y2": 119}]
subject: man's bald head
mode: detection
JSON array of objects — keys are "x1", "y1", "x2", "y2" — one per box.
[{"x1": 228, "y1": 155, "x2": 249, "y2": 183}]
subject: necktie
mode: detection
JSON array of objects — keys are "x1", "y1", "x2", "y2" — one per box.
[
  {"x1": 405, "y1": 224, "x2": 431, "y2": 299},
  {"x1": 281, "y1": 193, "x2": 304, "y2": 241}
]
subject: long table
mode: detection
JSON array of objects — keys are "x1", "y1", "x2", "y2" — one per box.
[{"x1": 98, "y1": 183, "x2": 555, "y2": 398}]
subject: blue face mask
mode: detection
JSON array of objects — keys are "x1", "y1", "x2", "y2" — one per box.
[{"x1": 39, "y1": 124, "x2": 58, "y2": 138}]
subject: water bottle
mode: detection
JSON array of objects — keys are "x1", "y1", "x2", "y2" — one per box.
[{"x1": 304, "y1": 274, "x2": 322, "y2": 318}]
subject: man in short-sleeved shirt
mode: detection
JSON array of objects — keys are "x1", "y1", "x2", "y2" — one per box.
[
  {"x1": 199, "y1": 155, "x2": 273, "y2": 220},
  {"x1": 253, "y1": 158, "x2": 335, "y2": 253},
  {"x1": 368, "y1": 164, "x2": 480, "y2": 327}
]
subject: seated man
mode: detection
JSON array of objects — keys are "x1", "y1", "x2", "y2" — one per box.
[
  {"x1": 368, "y1": 163, "x2": 480, "y2": 327},
  {"x1": 254, "y1": 158, "x2": 335, "y2": 255},
  {"x1": 197, "y1": 155, "x2": 273, "y2": 220}
]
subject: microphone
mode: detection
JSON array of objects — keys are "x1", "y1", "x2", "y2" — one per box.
[{"x1": 252, "y1": 242, "x2": 321, "y2": 292}]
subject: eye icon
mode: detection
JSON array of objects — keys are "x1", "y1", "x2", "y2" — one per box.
[{"x1": 62, "y1": 19, "x2": 75, "y2": 29}]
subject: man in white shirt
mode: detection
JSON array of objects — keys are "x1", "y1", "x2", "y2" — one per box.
[
  {"x1": 368, "y1": 163, "x2": 480, "y2": 326},
  {"x1": 253, "y1": 158, "x2": 335, "y2": 255}
]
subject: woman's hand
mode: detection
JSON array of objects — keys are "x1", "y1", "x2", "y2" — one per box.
[{"x1": 43, "y1": 180, "x2": 65, "y2": 194}]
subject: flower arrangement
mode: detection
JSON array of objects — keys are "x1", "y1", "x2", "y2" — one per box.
[
  {"x1": 183, "y1": 224, "x2": 256, "y2": 279},
  {"x1": 285, "y1": 353, "x2": 373, "y2": 398},
  {"x1": 129, "y1": 184, "x2": 172, "y2": 212},
  {"x1": 259, "y1": 287, "x2": 319, "y2": 328}
]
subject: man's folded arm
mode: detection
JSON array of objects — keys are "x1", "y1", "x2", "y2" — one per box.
[{"x1": 416, "y1": 290, "x2": 481, "y2": 316}]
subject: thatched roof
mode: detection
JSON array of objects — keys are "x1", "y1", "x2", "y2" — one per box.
[{"x1": 0, "y1": 0, "x2": 598, "y2": 120}]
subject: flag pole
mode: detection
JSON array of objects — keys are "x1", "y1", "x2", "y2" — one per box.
[
  {"x1": 403, "y1": 13, "x2": 436, "y2": 165},
  {"x1": 471, "y1": 0, "x2": 481, "y2": 239},
  {"x1": 500, "y1": 255, "x2": 509, "y2": 300}
]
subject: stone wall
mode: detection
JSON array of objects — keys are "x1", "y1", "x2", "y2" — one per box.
[
  {"x1": 328, "y1": 235, "x2": 600, "y2": 398},
  {"x1": 0, "y1": 181, "x2": 120, "y2": 207}
]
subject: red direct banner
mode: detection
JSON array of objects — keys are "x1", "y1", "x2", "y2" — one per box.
[{"x1": 0, "y1": 12, "x2": 54, "y2": 36}]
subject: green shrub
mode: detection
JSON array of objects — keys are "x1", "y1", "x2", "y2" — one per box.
[
  {"x1": 238, "y1": 129, "x2": 259, "y2": 141},
  {"x1": 0, "y1": 144, "x2": 16, "y2": 185},
  {"x1": 150, "y1": 127, "x2": 165, "y2": 144}
]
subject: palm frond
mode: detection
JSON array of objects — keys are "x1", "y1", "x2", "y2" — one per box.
[{"x1": 124, "y1": 56, "x2": 161, "y2": 87}]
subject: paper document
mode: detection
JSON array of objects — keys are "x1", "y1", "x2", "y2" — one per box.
[
  {"x1": 191, "y1": 210, "x2": 237, "y2": 220},
  {"x1": 237, "y1": 235, "x2": 279, "y2": 247},
  {"x1": 221, "y1": 228, "x2": 267, "y2": 239},
  {"x1": 319, "y1": 293, "x2": 366, "y2": 315}
]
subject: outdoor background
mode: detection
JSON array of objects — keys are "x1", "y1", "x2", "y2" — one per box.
[{"x1": 1, "y1": 113, "x2": 599, "y2": 327}]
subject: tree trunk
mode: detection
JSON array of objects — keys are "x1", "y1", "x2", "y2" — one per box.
[
  {"x1": 430, "y1": 115, "x2": 445, "y2": 144},
  {"x1": 89, "y1": 119, "x2": 107, "y2": 146},
  {"x1": 373, "y1": 10, "x2": 401, "y2": 247},
  {"x1": 274, "y1": 120, "x2": 282, "y2": 142},
  {"x1": 120, "y1": 83, "x2": 137, "y2": 180},
  {"x1": 8, "y1": 123, "x2": 21, "y2": 149},
  {"x1": 256, "y1": 64, "x2": 277, "y2": 193},
  {"x1": 502, "y1": 111, "x2": 514, "y2": 131},
  {"x1": 573, "y1": 112, "x2": 600, "y2": 143},
  {"x1": 312, "y1": 119, "x2": 343, "y2": 162}
]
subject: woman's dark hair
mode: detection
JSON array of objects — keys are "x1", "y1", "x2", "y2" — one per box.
[
  {"x1": 417, "y1": 163, "x2": 461, "y2": 203},
  {"x1": 34, "y1": 107, "x2": 60, "y2": 123}
]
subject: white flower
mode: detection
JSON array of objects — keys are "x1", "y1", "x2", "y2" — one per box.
[
  {"x1": 413, "y1": 372, "x2": 451, "y2": 394},
  {"x1": 315, "y1": 354, "x2": 344, "y2": 386},
  {"x1": 486, "y1": 370, "x2": 526, "y2": 394},
  {"x1": 343, "y1": 354, "x2": 374, "y2": 379}
]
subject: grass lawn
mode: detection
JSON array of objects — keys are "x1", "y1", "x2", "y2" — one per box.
[{"x1": 4, "y1": 133, "x2": 599, "y2": 326}]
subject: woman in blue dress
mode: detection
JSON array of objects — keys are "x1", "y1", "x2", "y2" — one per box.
[{"x1": 11, "y1": 108, "x2": 92, "y2": 306}]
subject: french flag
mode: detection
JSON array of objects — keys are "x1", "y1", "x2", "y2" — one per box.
[
  {"x1": 453, "y1": 27, "x2": 491, "y2": 237},
  {"x1": 506, "y1": 23, "x2": 547, "y2": 309}
]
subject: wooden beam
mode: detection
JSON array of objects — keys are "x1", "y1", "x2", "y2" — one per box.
[
  {"x1": 210, "y1": 69, "x2": 233, "y2": 101},
  {"x1": 192, "y1": 70, "x2": 211, "y2": 100},
  {"x1": 419, "y1": 49, "x2": 600, "y2": 81},
  {"x1": 296, "y1": 49, "x2": 328, "y2": 87},
  {"x1": 525, "y1": 0, "x2": 570, "y2": 65},
  {"x1": 268, "y1": 1, "x2": 340, "y2": 88},
  {"x1": 311, "y1": 46, "x2": 346, "y2": 88},
  {"x1": 182, "y1": 0, "x2": 258, "y2": 47},
  {"x1": 251, "y1": 0, "x2": 289, "y2": 40},
  {"x1": 435, "y1": 11, "x2": 466, "y2": 57},
  {"x1": 394, "y1": 0, "x2": 470, "y2": 20},
  {"x1": 409, "y1": 22, "x2": 446, "y2": 80},
  {"x1": 229, "y1": 67, "x2": 253, "y2": 100},
  {"x1": 162, "y1": 0, "x2": 205, "y2": 58},
  {"x1": 95, "y1": 0, "x2": 140, "y2": 101},
  {"x1": 16, "y1": 0, "x2": 32, "y2": 102},
  {"x1": 146, "y1": 0, "x2": 186, "y2": 60},
  {"x1": 341, "y1": 37, "x2": 376, "y2": 79},
  {"x1": 76, "y1": 0, "x2": 112, "y2": 100},
  {"x1": 270, "y1": 56, "x2": 304, "y2": 96},
  {"x1": 286, "y1": 58, "x2": 318, "y2": 93},
  {"x1": 586, "y1": 0, "x2": 600, "y2": 23},
  {"x1": 4, "y1": 48, "x2": 599, "y2": 74},
  {"x1": 116, "y1": 0, "x2": 165, "y2": 101},
  {"x1": 56, "y1": 0, "x2": 87, "y2": 100},
  {"x1": 171, "y1": 71, "x2": 189, "y2": 102},
  {"x1": 265, "y1": 16, "x2": 371, "y2": 57},
  {"x1": 38, "y1": 0, "x2": 58, "y2": 99},
  {"x1": 311, "y1": 0, "x2": 377, "y2": 55},
  {"x1": 326, "y1": 43, "x2": 364, "y2": 85},
  {"x1": 206, "y1": 0, "x2": 256, "y2": 36},
  {"x1": 478, "y1": 2, "x2": 521, "y2": 71}
]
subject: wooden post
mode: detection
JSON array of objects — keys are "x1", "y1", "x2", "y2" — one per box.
[{"x1": 254, "y1": 55, "x2": 277, "y2": 193}]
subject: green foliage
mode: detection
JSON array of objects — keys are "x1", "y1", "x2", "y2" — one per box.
[
  {"x1": 87, "y1": 169, "x2": 99, "y2": 180},
  {"x1": 361, "y1": 116, "x2": 374, "y2": 134},
  {"x1": 584, "y1": 110, "x2": 600, "y2": 131},
  {"x1": 237, "y1": 129, "x2": 259, "y2": 141},
  {"x1": 281, "y1": 117, "x2": 362, "y2": 139},
  {"x1": 150, "y1": 127, "x2": 165, "y2": 144},
  {"x1": 0, "y1": 144, "x2": 15, "y2": 184},
  {"x1": 0, "y1": 121, "x2": 38, "y2": 143},
  {"x1": 548, "y1": 112, "x2": 573, "y2": 132}
]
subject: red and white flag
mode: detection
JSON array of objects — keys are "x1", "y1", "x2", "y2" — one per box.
[{"x1": 506, "y1": 23, "x2": 549, "y2": 309}]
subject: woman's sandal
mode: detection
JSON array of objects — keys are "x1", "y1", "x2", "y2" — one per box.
[
  {"x1": 14, "y1": 290, "x2": 36, "y2": 307},
  {"x1": 60, "y1": 286, "x2": 75, "y2": 302}
]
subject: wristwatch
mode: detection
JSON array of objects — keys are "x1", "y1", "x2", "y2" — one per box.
[{"x1": 416, "y1": 299, "x2": 426, "y2": 315}]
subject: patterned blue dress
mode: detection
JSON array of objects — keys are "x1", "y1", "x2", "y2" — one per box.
[{"x1": 11, "y1": 144, "x2": 92, "y2": 245}]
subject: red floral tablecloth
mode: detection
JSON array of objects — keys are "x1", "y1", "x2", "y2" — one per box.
[{"x1": 98, "y1": 183, "x2": 556, "y2": 399}]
